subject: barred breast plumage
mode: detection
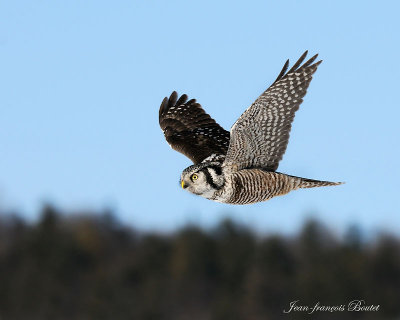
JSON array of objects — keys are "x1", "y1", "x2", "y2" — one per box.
[{"x1": 216, "y1": 169, "x2": 341, "y2": 205}]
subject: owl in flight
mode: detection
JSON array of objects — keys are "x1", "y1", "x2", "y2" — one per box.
[{"x1": 159, "y1": 51, "x2": 342, "y2": 205}]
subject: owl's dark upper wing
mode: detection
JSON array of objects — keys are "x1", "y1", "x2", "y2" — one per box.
[
  {"x1": 159, "y1": 91, "x2": 230, "y2": 164},
  {"x1": 224, "y1": 51, "x2": 321, "y2": 171}
]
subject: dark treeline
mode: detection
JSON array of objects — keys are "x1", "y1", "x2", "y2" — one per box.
[{"x1": 0, "y1": 206, "x2": 399, "y2": 320}]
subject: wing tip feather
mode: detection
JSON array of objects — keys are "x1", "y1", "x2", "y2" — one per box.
[
  {"x1": 276, "y1": 51, "x2": 322, "y2": 82},
  {"x1": 159, "y1": 96, "x2": 169, "y2": 120},
  {"x1": 160, "y1": 91, "x2": 193, "y2": 121},
  {"x1": 168, "y1": 91, "x2": 178, "y2": 108}
]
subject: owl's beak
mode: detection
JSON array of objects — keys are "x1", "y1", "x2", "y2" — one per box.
[{"x1": 181, "y1": 180, "x2": 186, "y2": 189}]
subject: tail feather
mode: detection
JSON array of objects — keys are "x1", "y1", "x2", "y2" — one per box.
[{"x1": 297, "y1": 177, "x2": 344, "y2": 189}]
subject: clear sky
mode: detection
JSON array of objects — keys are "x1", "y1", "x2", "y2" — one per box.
[{"x1": 1, "y1": 1, "x2": 399, "y2": 235}]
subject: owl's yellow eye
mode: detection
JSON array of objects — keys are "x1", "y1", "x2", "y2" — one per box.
[{"x1": 191, "y1": 173, "x2": 198, "y2": 181}]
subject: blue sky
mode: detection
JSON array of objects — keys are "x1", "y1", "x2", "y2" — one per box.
[{"x1": 0, "y1": 1, "x2": 399, "y2": 235}]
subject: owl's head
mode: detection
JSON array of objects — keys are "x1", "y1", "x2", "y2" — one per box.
[{"x1": 180, "y1": 162, "x2": 225, "y2": 199}]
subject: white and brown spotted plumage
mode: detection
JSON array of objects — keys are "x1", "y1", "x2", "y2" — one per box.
[{"x1": 159, "y1": 51, "x2": 343, "y2": 205}]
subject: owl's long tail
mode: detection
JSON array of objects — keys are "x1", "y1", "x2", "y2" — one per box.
[{"x1": 295, "y1": 177, "x2": 344, "y2": 189}]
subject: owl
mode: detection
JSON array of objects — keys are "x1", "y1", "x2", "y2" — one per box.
[{"x1": 159, "y1": 51, "x2": 343, "y2": 205}]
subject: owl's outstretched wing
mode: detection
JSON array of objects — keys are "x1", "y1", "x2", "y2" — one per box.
[
  {"x1": 224, "y1": 51, "x2": 322, "y2": 171},
  {"x1": 159, "y1": 91, "x2": 230, "y2": 164}
]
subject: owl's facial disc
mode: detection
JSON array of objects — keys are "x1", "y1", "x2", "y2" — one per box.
[
  {"x1": 180, "y1": 163, "x2": 225, "y2": 198},
  {"x1": 180, "y1": 170, "x2": 203, "y2": 194}
]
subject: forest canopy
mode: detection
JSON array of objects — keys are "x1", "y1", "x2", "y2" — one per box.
[{"x1": 0, "y1": 206, "x2": 399, "y2": 320}]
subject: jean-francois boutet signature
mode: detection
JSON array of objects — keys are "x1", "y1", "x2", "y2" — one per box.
[{"x1": 283, "y1": 300, "x2": 380, "y2": 314}]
